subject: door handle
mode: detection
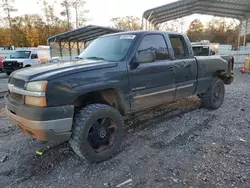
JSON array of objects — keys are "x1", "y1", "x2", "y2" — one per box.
[{"x1": 168, "y1": 66, "x2": 174, "y2": 71}]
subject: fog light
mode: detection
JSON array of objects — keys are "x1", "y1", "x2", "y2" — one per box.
[{"x1": 25, "y1": 96, "x2": 46, "y2": 107}]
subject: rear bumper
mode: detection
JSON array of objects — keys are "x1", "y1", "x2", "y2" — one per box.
[
  {"x1": 225, "y1": 74, "x2": 234, "y2": 84},
  {"x1": 4, "y1": 94, "x2": 74, "y2": 141}
]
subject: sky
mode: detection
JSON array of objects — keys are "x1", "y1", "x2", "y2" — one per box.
[{"x1": 14, "y1": 0, "x2": 216, "y2": 30}]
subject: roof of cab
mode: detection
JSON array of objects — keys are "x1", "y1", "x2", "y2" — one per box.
[{"x1": 99, "y1": 30, "x2": 187, "y2": 38}]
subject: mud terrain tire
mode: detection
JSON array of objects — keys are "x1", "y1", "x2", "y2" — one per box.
[
  {"x1": 69, "y1": 104, "x2": 124, "y2": 163},
  {"x1": 200, "y1": 77, "x2": 225, "y2": 110}
]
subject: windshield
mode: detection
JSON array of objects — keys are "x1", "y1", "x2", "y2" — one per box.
[
  {"x1": 192, "y1": 46, "x2": 209, "y2": 56},
  {"x1": 10, "y1": 51, "x2": 31, "y2": 59},
  {"x1": 78, "y1": 34, "x2": 136, "y2": 61}
]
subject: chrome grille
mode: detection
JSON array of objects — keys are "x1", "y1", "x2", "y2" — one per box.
[
  {"x1": 9, "y1": 77, "x2": 25, "y2": 89},
  {"x1": 8, "y1": 77, "x2": 25, "y2": 103},
  {"x1": 3, "y1": 61, "x2": 19, "y2": 68},
  {"x1": 10, "y1": 92, "x2": 23, "y2": 102}
]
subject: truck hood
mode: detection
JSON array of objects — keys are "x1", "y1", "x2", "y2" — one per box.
[
  {"x1": 4, "y1": 58, "x2": 29, "y2": 62},
  {"x1": 11, "y1": 60, "x2": 118, "y2": 82}
]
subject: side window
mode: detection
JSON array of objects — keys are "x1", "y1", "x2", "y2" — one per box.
[
  {"x1": 169, "y1": 35, "x2": 188, "y2": 59},
  {"x1": 31, "y1": 54, "x2": 38, "y2": 59},
  {"x1": 137, "y1": 34, "x2": 169, "y2": 61}
]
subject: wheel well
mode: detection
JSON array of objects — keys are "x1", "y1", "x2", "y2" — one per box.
[
  {"x1": 214, "y1": 70, "x2": 231, "y2": 84},
  {"x1": 214, "y1": 70, "x2": 223, "y2": 76},
  {"x1": 73, "y1": 89, "x2": 127, "y2": 115}
]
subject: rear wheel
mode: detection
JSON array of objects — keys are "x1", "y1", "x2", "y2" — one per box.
[
  {"x1": 200, "y1": 77, "x2": 225, "y2": 110},
  {"x1": 69, "y1": 104, "x2": 124, "y2": 163}
]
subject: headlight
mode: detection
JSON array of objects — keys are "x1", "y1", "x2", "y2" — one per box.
[
  {"x1": 25, "y1": 81, "x2": 47, "y2": 107},
  {"x1": 26, "y1": 81, "x2": 47, "y2": 92}
]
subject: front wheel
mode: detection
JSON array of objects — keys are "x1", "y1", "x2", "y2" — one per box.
[
  {"x1": 200, "y1": 77, "x2": 225, "y2": 110},
  {"x1": 69, "y1": 104, "x2": 125, "y2": 163}
]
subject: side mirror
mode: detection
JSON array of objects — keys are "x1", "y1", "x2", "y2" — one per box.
[
  {"x1": 211, "y1": 51, "x2": 216, "y2": 55},
  {"x1": 136, "y1": 51, "x2": 156, "y2": 63},
  {"x1": 130, "y1": 51, "x2": 156, "y2": 69}
]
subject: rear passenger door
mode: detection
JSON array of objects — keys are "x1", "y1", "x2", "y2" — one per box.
[
  {"x1": 128, "y1": 34, "x2": 176, "y2": 111},
  {"x1": 169, "y1": 34, "x2": 197, "y2": 99}
]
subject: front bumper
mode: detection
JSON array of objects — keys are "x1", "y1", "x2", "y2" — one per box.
[
  {"x1": 2, "y1": 61, "x2": 23, "y2": 73},
  {"x1": 3, "y1": 67, "x2": 21, "y2": 73},
  {"x1": 4, "y1": 94, "x2": 74, "y2": 141}
]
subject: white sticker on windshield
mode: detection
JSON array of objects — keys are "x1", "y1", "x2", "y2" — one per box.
[
  {"x1": 203, "y1": 46, "x2": 209, "y2": 48},
  {"x1": 119, "y1": 35, "x2": 136, "y2": 40}
]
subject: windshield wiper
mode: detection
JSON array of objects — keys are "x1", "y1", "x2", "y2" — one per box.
[{"x1": 86, "y1": 56, "x2": 105, "y2": 60}]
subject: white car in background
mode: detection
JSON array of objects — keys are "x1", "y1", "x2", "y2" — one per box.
[
  {"x1": 2, "y1": 50, "x2": 41, "y2": 75},
  {"x1": 191, "y1": 41, "x2": 218, "y2": 56}
]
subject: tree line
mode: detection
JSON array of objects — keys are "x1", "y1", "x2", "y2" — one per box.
[
  {"x1": 110, "y1": 17, "x2": 245, "y2": 48},
  {"x1": 0, "y1": 0, "x2": 88, "y2": 47},
  {"x1": 186, "y1": 18, "x2": 242, "y2": 48}
]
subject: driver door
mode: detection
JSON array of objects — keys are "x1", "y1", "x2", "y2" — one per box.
[{"x1": 128, "y1": 34, "x2": 176, "y2": 111}]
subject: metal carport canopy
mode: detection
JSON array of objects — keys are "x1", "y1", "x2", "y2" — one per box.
[
  {"x1": 48, "y1": 25, "x2": 125, "y2": 43},
  {"x1": 142, "y1": 0, "x2": 250, "y2": 26},
  {"x1": 47, "y1": 25, "x2": 125, "y2": 60}
]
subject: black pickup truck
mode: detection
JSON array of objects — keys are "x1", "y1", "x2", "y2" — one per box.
[{"x1": 5, "y1": 31, "x2": 234, "y2": 162}]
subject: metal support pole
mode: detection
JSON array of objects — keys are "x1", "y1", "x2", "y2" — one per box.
[
  {"x1": 59, "y1": 41, "x2": 63, "y2": 60},
  {"x1": 150, "y1": 19, "x2": 155, "y2": 30},
  {"x1": 146, "y1": 11, "x2": 153, "y2": 31},
  {"x1": 48, "y1": 42, "x2": 52, "y2": 62},
  {"x1": 68, "y1": 41, "x2": 72, "y2": 60},
  {"x1": 244, "y1": 20, "x2": 248, "y2": 47},
  {"x1": 238, "y1": 22, "x2": 241, "y2": 49},
  {"x1": 77, "y1": 41, "x2": 80, "y2": 55},
  {"x1": 237, "y1": 21, "x2": 242, "y2": 68},
  {"x1": 141, "y1": 16, "x2": 144, "y2": 30}
]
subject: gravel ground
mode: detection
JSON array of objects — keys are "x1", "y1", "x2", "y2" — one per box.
[
  {"x1": 0, "y1": 73, "x2": 8, "y2": 92},
  {"x1": 1, "y1": 70, "x2": 250, "y2": 188}
]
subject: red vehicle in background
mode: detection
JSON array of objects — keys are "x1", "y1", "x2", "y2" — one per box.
[{"x1": 0, "y1": 56, "x2": 4, "y2": 72}]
